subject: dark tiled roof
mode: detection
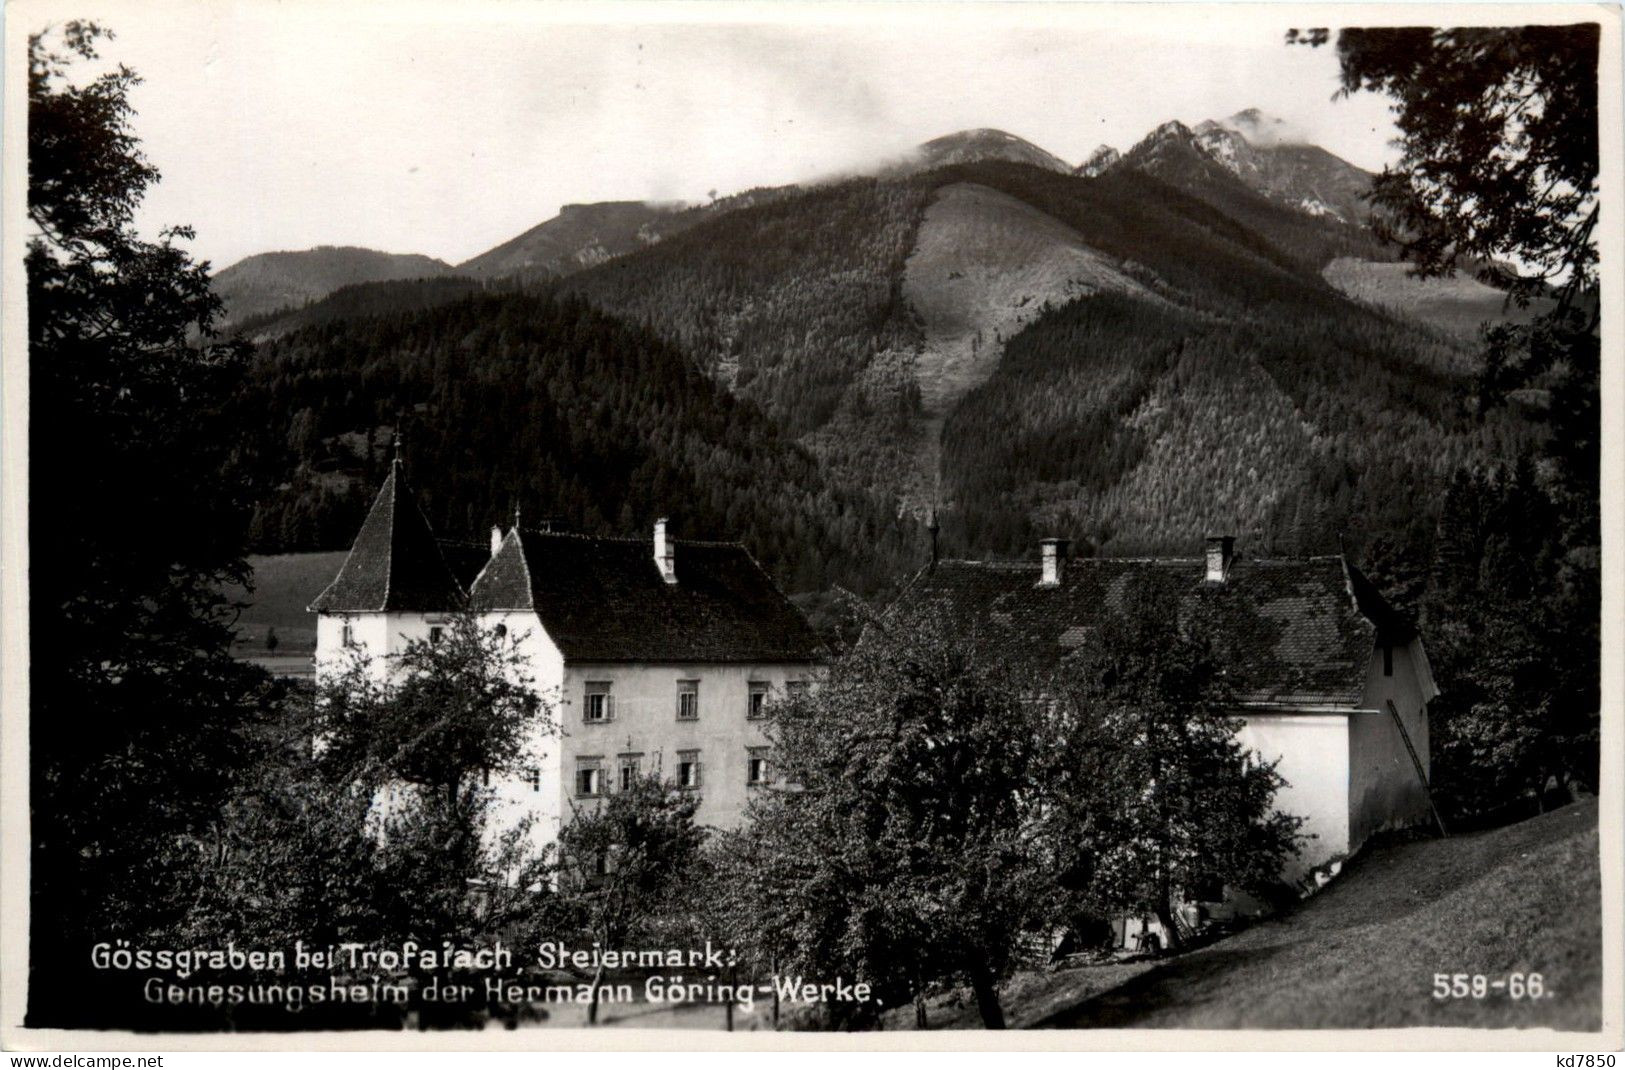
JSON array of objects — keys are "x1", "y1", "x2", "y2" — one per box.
[
  {"x1": 889, "y1": 555, "x2": 1404, "y2": 707},
  {"x1": 437, "y1": 539, "x2": 494, "y2": 593},
  {"x1": 308, "y1": 465, "x2": 467, "y2": 613},
  {"x1": 468, "y1": 529, "x2": 824, "y2": 664}
]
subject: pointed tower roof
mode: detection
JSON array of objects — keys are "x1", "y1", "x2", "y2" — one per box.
[{"x1": 308, "y1": 462, "x2": 466, "y2": 613}]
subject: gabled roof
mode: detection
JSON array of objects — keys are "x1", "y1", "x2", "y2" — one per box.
[
  {"x1": 889, "y1": 554, "x2": 1410, "y2": 708},
  {"x1": 469, "y1": 528, "x2": 824, "y2": 664},
  {"x1": 308, "y1": 464, "x2": 466, "y2": 613}
]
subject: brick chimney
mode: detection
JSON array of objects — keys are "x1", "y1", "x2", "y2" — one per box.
[
  {"x1": 490, "y1": 525, "x2": 504, "y2": 558},
  {"x1": 654, "y1": 517, "x2": 676, "y2": 584},
  {"x1": 1039, "y1": 538, "x2": 1069, "y2": 587},
  {"x1": 1205, "y1": 535, "x2": 1235, "y2": 583}
]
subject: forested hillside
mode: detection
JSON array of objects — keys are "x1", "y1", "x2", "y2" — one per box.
[
  {"x1": 233, "y1": 153, "x2": 1544, "y2": 597},
  {"x1": 555, "y1": 159, "x2": 1537, "y2": 567},
  {"x1": 561, "y1": 178, "x2": 936, "y2": 493},
  {"x1": 212, "y1": 246, "x2": 456, "y2": 326},
  {"x1": 235, "y1": 291, "x2": 919, "y2": 594}
]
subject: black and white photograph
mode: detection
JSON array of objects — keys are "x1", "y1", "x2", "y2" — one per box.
[{"x1": 1, "y1": 0, "x2": 1619, "y2": 1052}]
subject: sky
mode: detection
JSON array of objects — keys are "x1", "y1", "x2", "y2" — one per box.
[{"x1": 22, "y1": 0, "x2": 1407, "y2": 271}]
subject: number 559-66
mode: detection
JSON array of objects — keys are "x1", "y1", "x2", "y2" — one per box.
[{"x1": 1432, "y1": 973, "x2": 1545, "y2": 999}]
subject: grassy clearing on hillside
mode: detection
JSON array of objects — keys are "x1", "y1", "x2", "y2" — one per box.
[
  {"x1": 1322, "y1": 258, "x2": 1550, "y2": 344},
  {"x1": 897, "y1": 800, "x2": 1600, "y2": 1030},
  {"x1": 223, "y1": 552, "x2": 347, "y2": 653}
]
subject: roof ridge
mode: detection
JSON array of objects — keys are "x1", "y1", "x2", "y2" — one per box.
[
  {"x1": 935, "y1": 554, "x2": 1349, "y2": 568},
  {"x1": 516, "y1": 528, "x2": 746, "y2": 550},
  {"x1": 378, "y1": 467, "x2": 398, "y2": 611},
  {"x1": 518, "y1": 528, "x2": 640, "y2": 543}
]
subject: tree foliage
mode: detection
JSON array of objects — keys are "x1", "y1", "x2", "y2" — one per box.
[
  {"x1": 236, "y1": 289, "x2": 919, "y2": 596},
  {"x1": 176, "y1": 618, "x2": 554, "y2": 1028},
  {"x1": 1332, "y1": 26, "x2": 1599, "y2": 305},
  {"x1": 1327, "y1": 25, "x2": 1601, "y2": 822},
  {"x1": 1046, "y1": 589, "x2": 1306, "y2": 947},
  {"x1": 312, "y1": 613, "x2": 550, "y2": 800},
  {"x1": 25, "y1": 22, "x2": 267, "y2": 1026},
  {"x1": 734, "y1": 616, "x2": 1054, "y2": 1028},
  {"x1": 1419, "y1": 461, "x2": 1599, "y2": 821},
  {"x1": 551, "y1": 774, "x2": 706, "y2": 1024}
]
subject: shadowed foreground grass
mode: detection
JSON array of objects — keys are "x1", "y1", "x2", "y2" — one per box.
[
  {"x1": 1025, "y1": 798, "x2": 1600, "y2": 1030},
  {"x1": 890, "y1": 799, "x2": 1599, "y2": 1030}
]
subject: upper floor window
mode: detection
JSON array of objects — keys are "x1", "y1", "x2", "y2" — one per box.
[
  {"x1": 676, "y1": 750, "x2": 702, "y2": 790},
  {"x1": 747, "y1": 747, "x2": 770, "y2": 786},
  {"x1": 341, "y1": 621, "x2": 357, "y2": 648},
  {"x1": 584, "y1": 681, "x2": 614, "y2": 723},
  {"x1": 493, "y1": 623, "x2": 508, "y2": 640},
  {"x1": 677, "y1": 679, "x2": 700, "y2": 721},
  {"x1": 747, "y1": 681, "x2": 770, "y2": 720},
  {"x1": 524, "y1": 767, "x2": 541, "y2": 793},
  {"x1": 785, "y1": 680, "x2": 809, "y2": 701},
  {"x1": 429, "y1": 625, "x2": 445, "y2": 645}
]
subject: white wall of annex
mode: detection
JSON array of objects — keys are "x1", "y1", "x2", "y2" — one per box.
[{"x1": 1235, "y1": 712, "x2": 1351, "y2": 879}]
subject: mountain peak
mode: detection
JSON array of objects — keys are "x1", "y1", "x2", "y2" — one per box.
[
  {"x1": 1147, "y1": 119, "x2": 1196, "y2": 143},
  {"x1": 1121, "y1": 111, "x2": 1374, "y2": 226},
  {"x1": 1206, "y1": 109, "x2": 1303, "y2": 147},
  {"x1": 1075, "y1": 144, "x2": 1121, "y2": 178},
  {"x1": 905, "y1": 128, "x2": 1072, "y2": 175}
]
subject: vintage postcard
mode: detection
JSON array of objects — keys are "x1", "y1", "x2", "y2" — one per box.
[{"x1": 1, "y1": 0, "x2": 1620, "y2": 1054}]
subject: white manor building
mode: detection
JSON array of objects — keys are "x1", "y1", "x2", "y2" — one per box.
[{"x1": 310, "y1": 460, "x2": 824, "y2": 853}]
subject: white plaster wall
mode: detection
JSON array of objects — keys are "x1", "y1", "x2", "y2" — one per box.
[
  {"x1": 314, "y1": 611, "x2": 444, "y2": 681},
  {"x1": 1234, "y1": 713, "x2": 1351, "y2": 879},
  {"x1": 557, "y1": 662, "x2": 816, "y2": 832},
  {"x1": 474, "y1": 611, "x2": 567, "y2": 858},
  {"x1": 1349, "y1": 638, "x2": 1432, "y2": 850}
]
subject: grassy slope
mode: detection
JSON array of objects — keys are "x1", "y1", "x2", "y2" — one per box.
[
  {"x1": 223, "y1": 552, "x2": 348, "y2": 653},
  {"x1": 1036, "y1": 799, "x2": 1602, "y2": 1030},
  {"x1": 900, "y1": 800, "x2": 1601, "y2": 1030},
  {"x1": 1323, "y1": 257, "x2": 1550, "y2": 343}
]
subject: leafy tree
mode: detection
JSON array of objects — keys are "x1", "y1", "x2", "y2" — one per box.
[
  {"x1": 174, "y1": 618, "x2": 554, "y2": 1027},
  {"x1": 744, "y1": 617, "x2": 1052, "y2": 1029},
  {"x1": 312, "y1": 613, "x2": 551, "y2": 807},
  {"x1": 551, "y1": 774, "x2": 706, "y2": 1025},
  {"x1": 25, "y1": 22, "x2": 265, "y2": 1026},
  {"x1": 1324, "y1": 25, "x2": 1602, "y2": 818},
  {"x1": 1421, "y1": 461, "x2": 1596, "y2": 819},
  {"x1": 1329, "y1": 26, "x2": 1599, "y2": 306},
  {"x1": 683, "y1": 824, "x2": 804, "y2": 1028},
  {"x1": 1047, "y1": 589, "x2": 1305, "y2": 950}
]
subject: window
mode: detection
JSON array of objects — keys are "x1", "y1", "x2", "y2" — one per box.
[
  {"x1": 676, "y1": 679, "x2": 700, "y2": 721},
  {"x1": 746, "y1": 747, "x2": 770, "y2": 787},
  {"x1": 785, "y1": 680, "x2": 809, "y2": 700},
  {"x1": 575, "y1": 762, "x2": 604, "y2": 797},
  {"x1": 493, "y1": 623, "x2": 507, "y2": 639},
  {"x1": 1382, "y1": 645, "x2": 1394, "y2": 677},
  {"x1": 481, "y1": 767, "x2": 491, "y2": 787},
  {"x1": 429, "y1": 625, "x2": 445, "y2": 645},
  {"x1": 584, "y1": 681, "x2": 613, "y2": 723},
  {"x1": 524, "y1": 767, "x2": 541, "y2": 793},
  {"x1": 747, "y1": 681, "x2": 770, "y2": 720},
  {"x1": 618, "y1": 756, "x2": 641, "y2": 792},
  {"x1": 676, "y1": 750, "x2": 702, "y2": 790},
  {"x1": 341, "y1": 621, "x2": 356, "y2": 648}
]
